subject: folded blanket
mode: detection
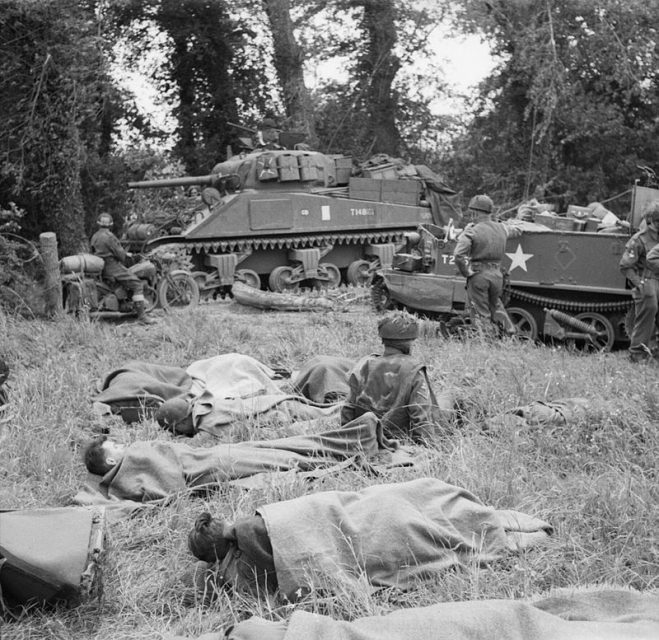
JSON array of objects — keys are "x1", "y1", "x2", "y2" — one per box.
[
  {"x1": 222, "y1": 589, "x2": 659, "y2": 640},
  {"x1": 257, "y1": 477, "x2": 552, "y2": 598}
]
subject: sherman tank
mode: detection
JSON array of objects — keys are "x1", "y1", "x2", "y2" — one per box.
[
  {"x1": 371, "y1": 183, "x2": 659, "y2": 351},
  {"x1": 127, "y1": 148, "x2": 457, "y2": 296}
]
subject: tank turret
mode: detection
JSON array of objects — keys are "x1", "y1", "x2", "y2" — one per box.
[{"x1": 127, "y1": 148, "x2": 457, "y2": 297}]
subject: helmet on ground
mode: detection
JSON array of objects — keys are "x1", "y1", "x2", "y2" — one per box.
[
  {"x1": 96, "y1": 213, "x2": 113, "y2": 228},
  {"x1": 378, "y1": 311, "x2": 419, "y2": 341},
  {"x1": 261, "y1": 118, "x2": 277, "y2": 129},
  {"x1": 155, "y1": 396, "x2": 191, "y2": 428},
  {"x1": 643, "y1": 199, "x2": 659, "y2": 225},
  {"x1": 468, "y1": 194, "x2": 494, "y2": 214}
]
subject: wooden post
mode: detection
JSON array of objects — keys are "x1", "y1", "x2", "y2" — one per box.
[{"x1": 40, "y1": 232, "x2": 63, "y2": 316}]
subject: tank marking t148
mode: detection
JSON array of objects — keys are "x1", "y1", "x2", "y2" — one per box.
[{"x1": 350, "y1": 207, "x2": 375, "y2": 217}]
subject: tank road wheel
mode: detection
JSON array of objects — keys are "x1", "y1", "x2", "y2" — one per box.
[
  {"x1": 269, "y1": 266, "x2": 299, "y2": 293},
  {"x1": 347, "y1": 259, "x2": 372, "y2": 287},
  {"x1": 575, "y1": 312, "x2": 616, "y2": 352},
  {"x1": 371, "y1": 276, "x2": 394, "y2": 312},
  {"x1": 506, "y1": 307, "x2": 538, "y2": 341},
  {"x1": 235, "y1": 268, "x2": 261, "y2": 289},
  {"x1": 157, "y1": 273, "x2": 200, "y2": 311},
  {"x1": 313, "y1": 263, "x2": 341, "y2": 290}
]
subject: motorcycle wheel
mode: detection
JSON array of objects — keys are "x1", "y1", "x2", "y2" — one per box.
[{"x1": 157, "y1": 273, "x2": 200, "y2": 311}]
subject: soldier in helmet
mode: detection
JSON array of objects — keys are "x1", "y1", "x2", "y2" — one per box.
[
  {"x1": 453, "y1": 194, "x2": 522, "y2": 336},
  {"x1": 619, "y1": 199, "x2": 659, "y2": 363},
  {"x1": 340, "y1": 311, "x2": 452, "y2": 444},
  {"x1": 90, "y1": 213, "x2": 155, "y2": 325}
]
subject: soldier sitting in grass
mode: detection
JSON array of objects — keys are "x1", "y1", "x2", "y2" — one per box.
[{"x1": 340, "y1": 311, "x2": 455, "y2": 444}]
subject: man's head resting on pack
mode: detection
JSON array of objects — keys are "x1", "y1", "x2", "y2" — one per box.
[
  {"x1": 84, "y1": 436, "x2": 127, "y2": 475},
  {"x1": 154, "y1": 395, "x2": 195, "y2": 435},
  {"x1": 378, "y1": 311, "x2": 419, "y2": 355}
]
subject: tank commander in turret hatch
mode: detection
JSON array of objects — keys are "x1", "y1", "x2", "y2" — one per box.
[
  {"x1": 340, "y1": 311, "x2": 456, "y2": 444},
  {"x1": 453, "y1": 194, "x2": 522, "y2": 336},
  {"x1": 90, "y1": 213, "x2": 155, "y2": 325},
  {"x1": 256, "y1": 118, "x2": 283, "y2": 150}
]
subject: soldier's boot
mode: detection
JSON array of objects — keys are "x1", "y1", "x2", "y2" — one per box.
[{"x1": 135, "y1": 301, "x2": 156, "y2": 325}]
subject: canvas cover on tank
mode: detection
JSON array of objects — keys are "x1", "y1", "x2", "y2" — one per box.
[{"x1": 0, "y1": 506, "x2": 105, "y2": 617}]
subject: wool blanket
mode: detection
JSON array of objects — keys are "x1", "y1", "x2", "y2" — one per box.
[
  {"x1": 93, "y1": 354, "x2": 340, "y2": 433},
  {"x1": 221, "y1": 589, "x2": 659, "y2": 640},
  {"x1": 73, "y1": 415, "x2": 404, "y2": 507},
  {"x1": 257, "y1": 477, "x2": 552, "y2": 598},
  {"x1": 289, "y1": 355, "x2": 354, "y2": 403}
]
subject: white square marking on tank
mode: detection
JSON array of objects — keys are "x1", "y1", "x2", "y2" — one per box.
[{"x1": 321, "y1": 205, "x2": 331, "y2": 221}]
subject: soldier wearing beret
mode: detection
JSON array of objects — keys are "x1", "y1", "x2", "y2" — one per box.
[
  {"x1": 340, "y1": 311, "x2": 449, "y2": 444},
  {"x1": 453, "y1": 194, "x2": 522, "y2": 336}
]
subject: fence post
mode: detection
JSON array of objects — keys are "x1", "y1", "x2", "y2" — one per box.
[{"x1": 40, "y1": 232, "x2": 62, "y2": 316}]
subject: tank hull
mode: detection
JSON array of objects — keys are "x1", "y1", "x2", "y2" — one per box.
[{"x1": 374, "y1": 226, "x2": 634, "y2": 348}]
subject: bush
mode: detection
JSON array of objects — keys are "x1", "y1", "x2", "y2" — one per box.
[{"x1": 0, "y1": 203, "x2": 45, "y2": 316}]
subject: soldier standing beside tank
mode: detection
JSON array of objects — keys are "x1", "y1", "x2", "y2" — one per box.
[
  {"x1": 453, "y1": 194, "x2": 522, "y2": 336},
  {"x1": 619, "y1": 200, "x2": 659, "y2": 363},
  {"x1": 90, "y1": 213, "x2": 155, "y2": 325}
]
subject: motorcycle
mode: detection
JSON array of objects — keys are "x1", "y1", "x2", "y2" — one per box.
[{"x1": 60, "y1": 250, "x2": 199, "y2": 319}]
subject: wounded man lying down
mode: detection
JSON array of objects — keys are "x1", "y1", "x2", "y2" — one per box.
[
  {"x1": 186, "y1": 477, "x2": 552, "y2": 601},
  {"x1": 82, "y1": 416, "x2": 397, "y2": 502}
]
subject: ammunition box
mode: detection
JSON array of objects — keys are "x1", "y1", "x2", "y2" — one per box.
[
  {"x1": 363, "y1": 163, "x2": 398, "y2": 180},
  {"x1": 333, "y1": 156, "x2": 353, "y2": 185},
  {"x1": 298, "y1": 155, "x2": 320, "y2": 181},
  {"x1": 349, "y1": 177, "x2": 421, "y2": 205},
  {"x1": 536, "y1": 214, "x2": 577, "y2": 231},
  {"x1": 381, "y1": 179, "x2": 421, "y2": 206},
  {"x1": 277, "y1": 154, "x2": 301, "y2": 181}
]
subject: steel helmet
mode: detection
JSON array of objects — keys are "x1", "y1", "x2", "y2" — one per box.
[
  {"x1": 643, "y1": 199, "x2": 659, "y2": 225},
  {"x1": 468, "y1": 194, "x2": 494, "y2": 214},
  {"x1": 97, "y1": 213, "x2": 113, "y2": 228}
]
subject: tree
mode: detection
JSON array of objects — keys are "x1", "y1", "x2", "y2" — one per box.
[
  {"x1": 0, "y1": 0, "x2": 125, "y2": 254},
  {"x1": 447, "y1": 0, "x2": 659, "y2": 210},
  {"x1": 262, "y1": 0, "x2": 318, "y2": 145}
]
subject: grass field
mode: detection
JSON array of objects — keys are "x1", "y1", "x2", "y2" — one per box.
[{"x1": 0, "y1": 301, "x2": 657, "y2": 639}]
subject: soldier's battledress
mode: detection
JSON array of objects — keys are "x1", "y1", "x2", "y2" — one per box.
[
  {"x1": 453, "y1": 219, "x2": 521, "y2": 334},
  {"x1": 619, "y1": 225, "x2": 659, "y2": 359},
  {"x1": 90, "y1": 227, "x2": 143, "y2": 296},
  {"x1": 340, "y1": 348, "x2": 437, "y2": 444}
]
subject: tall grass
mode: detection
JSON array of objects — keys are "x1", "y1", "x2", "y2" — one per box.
[{"x1": 0, "y1": 302, "x2": 657, "y2": 639}]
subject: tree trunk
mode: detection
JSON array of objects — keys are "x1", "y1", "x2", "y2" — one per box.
[
  {"x1": 262, "y1": 0, "x2": 318, "y2": 147},
  {"x1": 359, "y1": 0, "x2": 401, "y2": 156}
]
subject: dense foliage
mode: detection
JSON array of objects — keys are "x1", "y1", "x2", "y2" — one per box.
[{"x1": 446, "y1": 0, "x2": 659, "y2": 211}]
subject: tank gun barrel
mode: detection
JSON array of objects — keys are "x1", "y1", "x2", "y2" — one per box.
[{"x1": 128, "y1": 175, "x2": 216, "y2": 189}]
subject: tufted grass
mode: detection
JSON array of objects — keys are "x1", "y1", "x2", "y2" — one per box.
[{"x1": 0, "y1": 300, "x2": 657, "y2": 639}]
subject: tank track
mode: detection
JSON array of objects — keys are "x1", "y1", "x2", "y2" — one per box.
[
  {"x1": 175, "y1": 230, "x2": 408, "y2": 253},
  {"x1": 509, "y1": 287, "x2": 632, "y2": 314}
]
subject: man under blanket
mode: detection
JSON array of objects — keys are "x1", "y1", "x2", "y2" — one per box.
[
  {"x1": 92, "y1": 353, "x2": 340, "y2": 436},
  {"x1": 185, "y1": 477, "x2": 552, "y2": 601},
  {"x1": 81, "y1": 416, "x2": 399, "y2": 502}
]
